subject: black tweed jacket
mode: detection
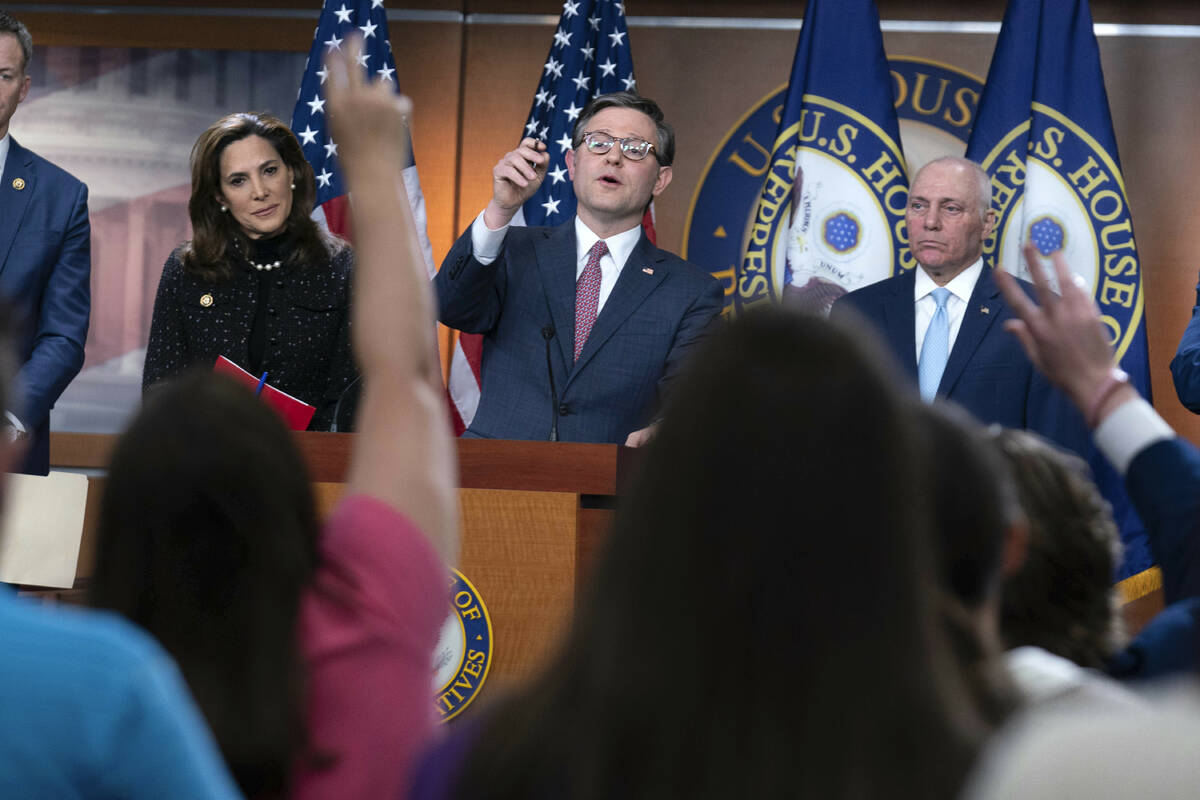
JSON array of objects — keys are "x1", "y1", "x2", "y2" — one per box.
[{"x1": 143, "y1": 244, "x2": 358, "y2": 430}]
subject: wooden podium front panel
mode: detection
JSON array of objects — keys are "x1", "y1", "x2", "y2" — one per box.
[
  {"x1": 316, "y1": 483, "x2": 579, "y2": 689},
  {"x1": 457, "y1": 489, "x2": 578, "y2": 689}
]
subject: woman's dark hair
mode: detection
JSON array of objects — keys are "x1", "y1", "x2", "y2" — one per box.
[
  {"x1": 988, "y1": 427, "x2": 1125, "y2": 668},
  {"x1": 89, "y1": 371, "x2": 321, "y2": 797},
  {"x1": 915, "y1": 403, "x2": 1023, "y2": 727},
  {"x1": 451, "y1": 306, "x2": 986, "y2": 800},
  {"x1": 183, "y1": 111, "x2": 340, "y2": 282}
]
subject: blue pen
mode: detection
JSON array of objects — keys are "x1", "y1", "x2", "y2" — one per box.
[{"x1": 254, "y1": 371, "x2": 268, "y2": 397}]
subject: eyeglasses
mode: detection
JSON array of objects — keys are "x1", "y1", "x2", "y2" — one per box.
[{"x1": 580, "y1": 131, "x2": 657, "y2": 161}]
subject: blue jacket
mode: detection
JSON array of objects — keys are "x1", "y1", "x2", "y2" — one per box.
[
  {"x1": 1108, "y1": 437, "x2": 1200, "y2": 680},
  {"x1": 1169, "y1": 278, "x2": 1200, "y2": 411},
  {"x1": 0, "y1": 138, "x2": 91, "y2": 475},
  {"x1": 435, "y1": 222, "x2": 723, "y2": 443}
]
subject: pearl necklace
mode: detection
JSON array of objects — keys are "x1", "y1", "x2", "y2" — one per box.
[{"x1": 251, "y1": 260, "x2": 282, "y2": 272}]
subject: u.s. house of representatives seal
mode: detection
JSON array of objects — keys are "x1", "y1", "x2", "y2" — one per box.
[
  {"x1": 684, "y1": 58, "x2": 984, "y2": 310},
  {"x1": 432, "y1": 569, "x2": 493, "y2": 722},
  {"x1": 980, "y1": 102, "x2": 1143, "y2": 360}
]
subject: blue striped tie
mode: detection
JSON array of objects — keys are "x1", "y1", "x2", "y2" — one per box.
[{"x1": 918, "y1": 288, "x2": 951, "y2": 402}]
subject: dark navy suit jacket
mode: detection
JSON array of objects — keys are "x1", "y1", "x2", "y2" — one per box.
[
  {"x1": 1108, "y1": 436, "x2": 1200, "y2": 679},
  {"x1": 435, "y1": 221, "x2": 723, "y2": 443},
  {"x1": 0, "y1": 138, "x2": 91, "y2": 475},
  {"x1": 832, "y1": 267, "x2": 1087, "y2": 453},
  {"x1": 1169, "y1": 278, "x2": 1200, "y2": 411}
]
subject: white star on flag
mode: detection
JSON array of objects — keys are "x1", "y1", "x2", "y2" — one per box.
[
  {"x1": 376, "y1": 64, "x2": 395, "y2": 81},
  {"x1": 307, "y1": 94, "x2": 325, "y2": 115},
  {"x1": 316, "y1": 168, "x2": 332, "y2": 188},
  {"x1": 334, "y1": 4, "x2": 351, "y2": 23},
  {"x1": 324, "y1": 140, "x2": 338, "y2": 157},
  {"x1": 298, "y1": 126, "x2": 318, "y2": 145},
  {"x1": 514, "y1": 0, "x2": 639, "y2": 229},
  {"x1": 621, "y1": 74, "x2": 636, "y2": 90},
  {"x1": 324, "y1": 34, "x2": 342, "y2": 51},
  {"x1": 542, "y1": 196, "x2": 562, "y2": 216},
  {"x1": 359, "y1": 20, "x2": 377, "y2": 38}
]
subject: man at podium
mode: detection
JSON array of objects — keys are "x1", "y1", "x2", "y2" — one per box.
[{"x1": 435, "y1": 92, "x2": 722, "y2": 446}]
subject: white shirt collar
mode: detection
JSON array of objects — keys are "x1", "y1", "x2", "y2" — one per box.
[
  {"x1": 0, "y1": 133, "x2": 10, "y2": 182},
  {"x1": 574, "y1": 216, "x2": 642, "y2": 272},
  {"x1": 914, "y1": 258, "x2": 984, "y2": 305}
]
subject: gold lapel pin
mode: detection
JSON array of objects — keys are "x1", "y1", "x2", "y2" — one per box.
[
  {"x1": 642, "y1": 267, "x2": 654, "y2": 275},
  {"x1": 12, "y1": 178, "x2": 25, "y2": 191},
  {"x1": 200, "y1": 293, "x2": 214, "y2": 307}
]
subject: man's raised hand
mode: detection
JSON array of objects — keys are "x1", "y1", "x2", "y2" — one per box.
[
  {"x1": 995, "y1": 242, "x2": 1129, "y2": 417},
  {"x1": 484, "y1": 137, "x2": 550, "y2": 229}
]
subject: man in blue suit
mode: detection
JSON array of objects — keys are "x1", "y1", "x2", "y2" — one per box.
[
  {"x1": 0, "y1": 11, "x2": 90, "y2": 475},
  {"x1": 833, "y1": 157, "x2": 1085, "y2": 452},
  {"x1": 436, "y1": 92, "x2": 722, "y2": 445}
]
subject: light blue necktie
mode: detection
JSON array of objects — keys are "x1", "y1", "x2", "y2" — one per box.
[{"x1": 918, "y1": 288, "x2": 951, "y2": 402}]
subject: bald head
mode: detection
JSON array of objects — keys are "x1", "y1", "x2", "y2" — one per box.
[{"x1": 906, "y1": 157, "x2": 997, "y2": 285}]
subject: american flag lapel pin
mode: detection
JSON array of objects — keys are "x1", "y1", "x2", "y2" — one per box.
[
  {"x1": 642, "y1": 267, "x2": 654, "y2": 275},
  {"x1": 981, "y1": 305, "x2": 990, "y2": 315}
]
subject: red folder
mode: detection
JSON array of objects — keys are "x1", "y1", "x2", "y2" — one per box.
[{"x1": 213, "y1": 356, "x2": 316, "y2": 431}]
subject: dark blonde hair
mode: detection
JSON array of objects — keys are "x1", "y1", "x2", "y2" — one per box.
[
  {"x1": 989, "y1": 427, "x2": 1125, "y2": 668},
  {"x1": 183, "y1": 111, "x2": 338, "y2": 282}
]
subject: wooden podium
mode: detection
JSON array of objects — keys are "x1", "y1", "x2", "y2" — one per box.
[{"x1": 53, "y1": 433, "x2": 636, "y2": 691}]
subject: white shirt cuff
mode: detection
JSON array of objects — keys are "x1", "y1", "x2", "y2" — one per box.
[
  {"x1": 1093, "y1": 397, "x2": 1174, "y2": 475},
  {"x1": 4, "y1": 411, "x2": 25, "y2": 433},
  {"x1": 469, "y1": 210, "x2": 509, "y2": 265}
]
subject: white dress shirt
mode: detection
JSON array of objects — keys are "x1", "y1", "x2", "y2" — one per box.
[
  {"x1": 914, "y1": 258, "x2": 984, "y2": 361},
  {"x1": 469, "y1": 211, "x2": 641, "y2": 314}
]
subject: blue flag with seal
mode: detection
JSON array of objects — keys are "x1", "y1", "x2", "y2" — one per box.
[
  {"x1": 738, "y1": 0, "x2": 909, "y2": 315},
  {"x1": 964, "y1": 0, "x2": 1154, "y2": 588}
]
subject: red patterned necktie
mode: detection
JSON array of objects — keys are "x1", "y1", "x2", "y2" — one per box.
[{"x1": 574, "y1": 239, "x2": 607, "y2": 361}]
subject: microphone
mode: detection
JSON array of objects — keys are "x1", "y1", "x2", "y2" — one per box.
[
  {"x1": 330, "y1": 373, "x2": 363, "y2": 433},
  {"x1": 542, "y1": 326, "x2": 559, "y2": 442}
]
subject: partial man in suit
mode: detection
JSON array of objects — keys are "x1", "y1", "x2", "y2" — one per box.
[
  {"x1": 436, "y1": 92, "x2": 722, "y2": 445},
  {"x1": 0, "y1": 11, "x2": 91, "y2": 475},
  {"x1": 833, "y1": 156, "x2": 1085, "y2": 453}
]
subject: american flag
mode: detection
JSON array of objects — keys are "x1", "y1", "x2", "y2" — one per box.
[
  {"x1": 289, "y1": 0, "x2": 435, "y2": 270},
  {"x1": 448, "y1": 0, "x2": 642, "y2": 432}
]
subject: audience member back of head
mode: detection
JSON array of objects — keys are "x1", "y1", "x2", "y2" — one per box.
[
  {"x1": 415, "y1": 305, "x2": 990, "y2": 800},
  {"x1": 90, "y1": 369, "x2": 319, "y2": 797}
]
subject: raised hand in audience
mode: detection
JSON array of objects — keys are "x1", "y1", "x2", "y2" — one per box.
[
  {"x1": 325, "y1": 38, "x2": 458, "y2": 561},
  {"x1": 995, "y1": 243, "x2": 1137, "y2": 426}
]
